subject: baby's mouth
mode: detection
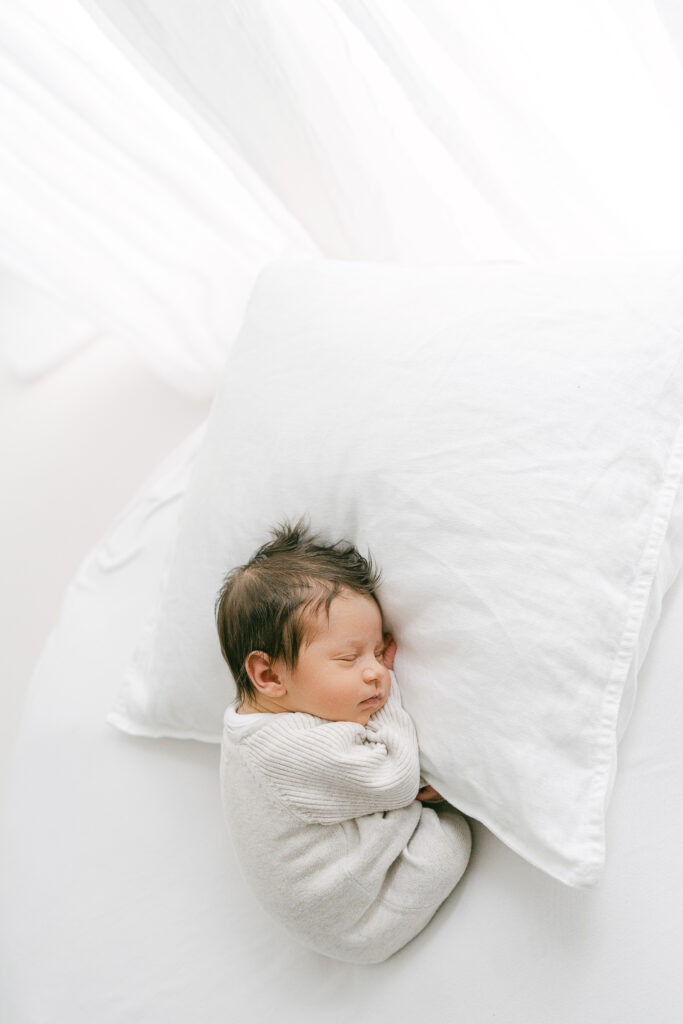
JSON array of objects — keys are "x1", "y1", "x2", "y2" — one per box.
[{"x1": 360, "y1": 693, "x2": 382, "y2": 706}]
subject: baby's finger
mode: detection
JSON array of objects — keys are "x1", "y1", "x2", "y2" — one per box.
[
  {"x1": 417, "y1": 785, "x2": 444, "y2": 802},
  {"x1": 382, "y1": 633, "x2": 397, "y2": 669}
]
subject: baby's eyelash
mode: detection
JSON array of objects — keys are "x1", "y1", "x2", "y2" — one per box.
[{"x1": 334, "y1": 648, "x2": 385, "y2": 662}]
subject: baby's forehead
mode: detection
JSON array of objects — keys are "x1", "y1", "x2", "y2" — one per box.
[{"x1": 306, "y1": 589, "x2": 383, "y2": 643}]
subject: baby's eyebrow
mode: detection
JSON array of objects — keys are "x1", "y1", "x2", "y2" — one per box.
[{"x1": 336, "y1": 637, "x2": 385, "y2": 649}]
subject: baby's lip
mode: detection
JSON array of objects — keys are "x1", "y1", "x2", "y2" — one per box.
[{"x1": 360, "y1": 693, "x2": 383, "y2": 705}]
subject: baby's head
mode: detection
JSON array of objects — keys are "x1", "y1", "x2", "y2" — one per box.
[{"x1": 215, "y1": 519, "x2": 393, "y2": 724}]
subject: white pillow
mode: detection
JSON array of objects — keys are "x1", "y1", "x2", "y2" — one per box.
[{"x1": 109, "y1": 255, "x2": 683, "y2": 887}]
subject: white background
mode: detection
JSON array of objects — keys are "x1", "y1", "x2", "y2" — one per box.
[{"x1": 0, "y1": 327, "x2": 210, "y2": 811}]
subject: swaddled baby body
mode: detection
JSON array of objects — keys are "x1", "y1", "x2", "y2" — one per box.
[{"x1": 215, "y1": 520, "x2": 471, "y2": 963}]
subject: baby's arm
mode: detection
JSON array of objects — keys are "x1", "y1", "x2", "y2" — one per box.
[{"x1": 242, "y1": 674, "x2": 421, "y2": 824}]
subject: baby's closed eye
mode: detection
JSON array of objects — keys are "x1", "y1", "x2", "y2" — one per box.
[{"x1": 332, "y1": 647, "x2": 385, "y2": 663}]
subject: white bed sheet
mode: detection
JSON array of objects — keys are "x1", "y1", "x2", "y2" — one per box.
[{"x1": 1, "y1": 429, "x2": 683, "y2": 1024}]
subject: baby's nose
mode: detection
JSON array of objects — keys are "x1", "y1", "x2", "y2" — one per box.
[{"x1": 362, "y1": 661, "x2": 381, "y2": 682}]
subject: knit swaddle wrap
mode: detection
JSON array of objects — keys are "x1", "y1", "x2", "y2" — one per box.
[{"x1": 220, "y1": 674, "x2": 471, "y2": 962}]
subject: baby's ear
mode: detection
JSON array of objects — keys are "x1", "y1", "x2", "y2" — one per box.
[{"x1": 244, "y1": 651, "x2": 286, "y2": 695}]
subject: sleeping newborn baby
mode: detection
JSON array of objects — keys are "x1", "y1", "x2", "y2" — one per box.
[{"x1": 215, "y1": 520, "x2": 471, "y2": 963}]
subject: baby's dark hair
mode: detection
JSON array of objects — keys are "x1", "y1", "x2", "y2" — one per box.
[{"x1": 214, "y1": 518, "x2": 382, "y2": 704}]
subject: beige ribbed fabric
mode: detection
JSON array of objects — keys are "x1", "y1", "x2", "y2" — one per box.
[{"x1": 220, "y1": 674, "x2": 471, "y2": 963}]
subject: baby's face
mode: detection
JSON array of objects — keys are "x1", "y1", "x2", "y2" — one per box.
[{"x1": 277, "y1": 590, "x2": 391, "y2": 725}]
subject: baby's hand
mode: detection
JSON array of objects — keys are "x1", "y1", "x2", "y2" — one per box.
[
  {"x1": 417, "y1": 785, "x2": 445, "y2": 803},
  {"x1": 382, "y1": 633, "x2": 397, "y2": 670}
]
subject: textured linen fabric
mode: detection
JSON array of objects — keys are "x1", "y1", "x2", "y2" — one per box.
[{"x1": 220, "y1": 674, "x2": 471, "y2": 963}]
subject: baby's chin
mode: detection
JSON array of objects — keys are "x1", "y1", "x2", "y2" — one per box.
[
  {"x1": 349, "y1": 711, "x2": 374, "y2": 725},
  {"x1": 319, "y1": 710, "x2": 375, "y2": 725},
  {"x1": 353, "y1": 702, "x2": 386, "y2": 725},
  {"x1": 314, "y1": 699, "x2": 386, "y2": 725}
]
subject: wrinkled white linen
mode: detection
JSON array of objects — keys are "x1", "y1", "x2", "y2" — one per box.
[{"x1": 109, "y1": 254, "x2": 683, "y2": 886}]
